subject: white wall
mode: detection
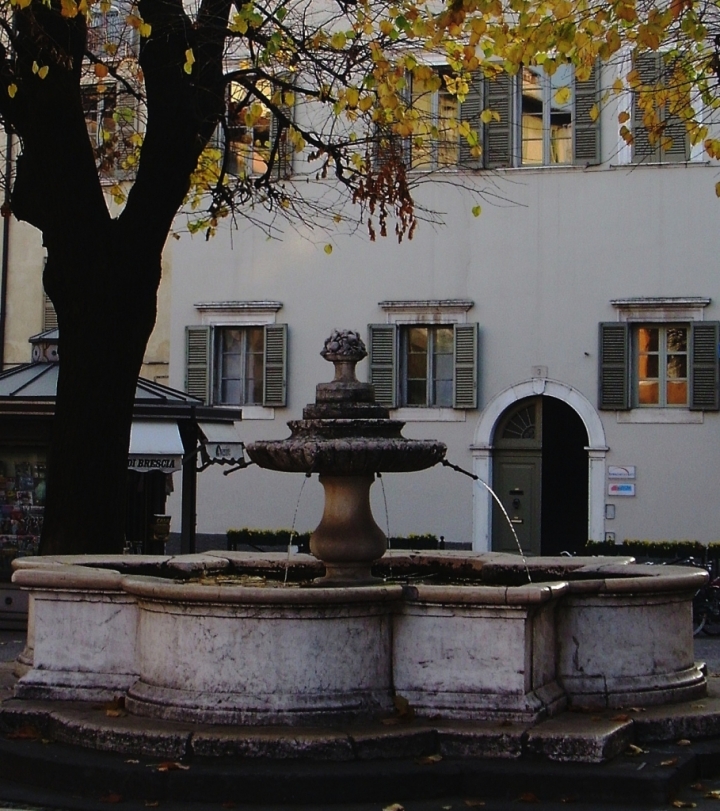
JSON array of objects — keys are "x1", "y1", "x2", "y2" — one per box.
[{"x1": 166, "y1": 160, "x2": 720, "y2": 546}]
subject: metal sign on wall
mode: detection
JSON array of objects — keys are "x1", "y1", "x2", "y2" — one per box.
[
  {"x1": 608, "y1": 466, "x2": 636, "y2": 479},
  {"x1": 608, "y1": 482, "x2": 636, "y2": 497}
]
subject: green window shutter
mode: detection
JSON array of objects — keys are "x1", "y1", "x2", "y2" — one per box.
[
  {"x1": 368, "y1": 324, "x2": 397, "y2": 408},
  {"x1": 453, "y1": 323, "x2": 478, "y2": 409},
  {"x1": 186, "y1": 325, "x2": 212, "y2": 405},
  {"x1": 43, "y1": 291, "x2": 58, "y2": 331},
  {"x1": 573, "y1": 62, "x2": 600, "y2": 165},
  {"x1": 690, "y1": 322, "x2": 719, "y2": 411},
  {"x1": 598, "y1": 323, "x2": 630, "y2": 410},
  {"x1": 263, "y1": 324, "x2": 288, "y2": 407},
  {"x1": 459, "y1": 71, "x2": 484, "y2": 170},
  {"x1": 484, "y1": 71, "x2": 513, "y2": 169},
  {"x1": 270, "y1": 93, "x2": 294, "y2": 179},
  {"x1": 633, "y1": 53, "x2": 688, "y2": 163}
]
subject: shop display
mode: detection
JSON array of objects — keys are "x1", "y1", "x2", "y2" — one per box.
[{"x1": 0, "y1": 452, "x2": 45, "y2": 580}]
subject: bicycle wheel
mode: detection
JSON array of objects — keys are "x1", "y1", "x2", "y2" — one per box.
[
  {"x1": 694, "y1": 604, "x2": 707, "y2": 636},
  {"x1": 703, "y1": 614, "x2": 720, "y2": 635}
]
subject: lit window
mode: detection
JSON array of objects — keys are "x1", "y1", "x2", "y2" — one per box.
[
  {"x1": 635, "y1": 325, "x2": 688, "y2": 407},
  {"x1": 227, "y1": 81, "x2": 272, "y2": 177}
]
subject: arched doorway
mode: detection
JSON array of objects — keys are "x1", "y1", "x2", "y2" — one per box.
[{"x1": 491, "y1": 396, "x2": 589, "y2": 556}]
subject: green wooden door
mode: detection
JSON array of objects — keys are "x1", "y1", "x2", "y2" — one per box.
[{"x1": 491, "y1": 452, "x2": 541, "y2": 556}]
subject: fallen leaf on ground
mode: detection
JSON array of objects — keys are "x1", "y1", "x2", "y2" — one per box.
[
  {"x1": 628, "y1": 707, "x2": 647, "y2": 713},
  {"x1": 383, "y1": 805, "x2": 405, "y2": 811},
  {"x1": 676, "y1": 739, "x2": 692, "y2": 746},
  {"x1": 442, "y1": 806, "x2": 452, "y2": 810},
  {"x1": 463, "y1": 801, "x2": 485, "y2": 807},
  {"x1": 106, "y1": 708, "x2": 127, "y2": 718},
  {"x1": 7, "y1": 725, "x2": 41, "y2": 740},
  {"x1": 518, "y1": 793, "x2": 540, "y2": 803},
  {"x1": 660, "y1": 757, "x2": 679, "y2": 767},
  {"x1": 125, "y1": 759, "x2": 140, "y2": 764},
  {"x1": 611, "y1": 714, "x2": 630, "y2": 722},
  {"x1": 691, "y1": 783, "x2": 705, "y2": 791},
  {"x1": 691, "y1": 704, "x2": 706, "y2": 709},
  {"x1": 99, "y1": 793, "x2": 123, "y2": 804},
  {"x1": 156, "y1": 761, "x2": 190, "y2": 772},
  {"x1": 393, "y1": 694, "x2": 415, "y2": 721},
  {"x1": 626, "y1": 744, "x2": 649, "y2": 756},
  {"x1": 672, "y1": 801, "x2": 696, "y2": 808},
  {"x1": 416, "y1": 754, "x2": 442, "y2": 764},
  {"x1": 705, "y1": 790, "x2": 720, "y2": 800}
]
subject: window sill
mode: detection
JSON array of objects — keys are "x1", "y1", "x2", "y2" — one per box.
[
  {"x1": 616, "y1": 409, "x2": 703, "y2": 424},
  {"x1": 391, "y1": 407, "x2": 466, "y2": 423},
  {"x1": 213, "y1": 405, "x2": 275, "y2": 420}
]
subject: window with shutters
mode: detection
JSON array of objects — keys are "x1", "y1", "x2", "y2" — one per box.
[
  {"x1": 599, "y1": 299, "x2": 718, "y2": 419},
  {"x1": 392, "y1": 63, "x2": 599, "y2": 171},
  {"x1": 369, "y1": 300, "x2": 478, "y2": 420},
  {"x1": 186, "y1": 302, "x2": 287, "y2": 415},
  {"x1": 226, "y1": 80, "x2": 293, "y2": 178}
]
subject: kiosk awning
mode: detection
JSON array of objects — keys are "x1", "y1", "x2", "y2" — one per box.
[
  {"x1": 198, "y1": 421, "x2": 245, "y2": 466},
  {"x1": 128, "y1": 421, "x2": 184, "y2": 473}
]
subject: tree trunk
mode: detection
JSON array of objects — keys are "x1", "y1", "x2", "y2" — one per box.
[{"x1": 39, "y1": 223, "x2": 161, "y2": 555}]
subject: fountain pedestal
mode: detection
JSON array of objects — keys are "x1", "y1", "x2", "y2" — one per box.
[{"x1": 311, "y1": 474, "x2": 386, "y2": 585}]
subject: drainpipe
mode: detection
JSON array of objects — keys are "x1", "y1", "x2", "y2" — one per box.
[{"x1": 0, "y1": 131, "x2": 12, "y2": 369}]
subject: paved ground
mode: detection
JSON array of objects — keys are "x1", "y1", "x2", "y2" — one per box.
[{"x1": 2, "y1": 633, "x2": 720, "y2": 810}]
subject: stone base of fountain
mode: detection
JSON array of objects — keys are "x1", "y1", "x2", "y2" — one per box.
[{"x1": 10, "y1": 552, "x2": 708, "y2": 728}]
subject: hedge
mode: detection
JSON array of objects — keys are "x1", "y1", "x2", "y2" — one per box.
[
  {"x1": 585, "y1": 539, "x2": 720, "y2": 562},
  {"x1": 227, "y1": 529, "x2": 440, "y2": 553}
]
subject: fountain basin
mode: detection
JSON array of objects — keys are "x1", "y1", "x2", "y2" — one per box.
[
  {"x1": 11, "y1": 551, "x2": 707, "y2": 724},
  {"x1": 245, "y1": 436, "x2": 446, "y2": 475}
]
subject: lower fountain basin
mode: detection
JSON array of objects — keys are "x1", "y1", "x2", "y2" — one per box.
[
  {"x1": 11, "y1": 552, "x2": 707, "y2": 725},
  {"x1": 245, "y1": 437, "x2": 447, "y2": 475}
]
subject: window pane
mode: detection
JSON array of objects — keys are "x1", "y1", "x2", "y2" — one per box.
[
  {"x1": 434, "y1": 327, "x2": 454, "y2": 353},
  {"x1": 434, "y1": 352, "x2": 453, "y2": 380},
  {"x1": 666, "y1": 327, "x2": 687, "y2": 353},
  {"x1": 549, "y1": 64, "x2": 573, "y2": 165},
  {"x1": 638, "y1": 354, "x2": 659, "y2": 379},
  {"x1": 437, "y1": 86, "x2": 459, "y2": 168},
  {"x1": 638, "y1": 327, "x2": 658, "y2": 352},
  {"x1": 638, "y1": 381, "x2": 659, "y2": 405},
  {"x1": 408, "y1": 353, "x2": 427, "y2": 378},
  {"x1": 246, "y1": 327, "x2": 265, "y2": 352},
  {"x1": 521, "y1": 67, "x2": 544, "y2": 165},
  {"x1": 667, "y1": 355, "x2": 687, "y2": 379},
  {"x1": 433, "y1": 379, "x2": 453, "y2": 407},
  {"x1": 221, "y1": 379, "x2": 242, "y2": 404},
  {"x1": 667, "y1": 380, "x2": 688, "y2": 405},
  {"x1": 411, "y1": 76, "x2": 434, "y2": 170},
  {"x1": 408, "y1": 327, "x2": 428, "y2": 352},
  {"x1": 407, "y1": 380, "x2": 427, "y2": 405},
  {"x1": 223, "y1": 352, "x2": 243, "y2": 378}
]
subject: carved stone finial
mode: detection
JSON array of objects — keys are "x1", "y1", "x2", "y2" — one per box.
[{"x1": 320, "y1": 329, "x2": 367, "y2": 361}]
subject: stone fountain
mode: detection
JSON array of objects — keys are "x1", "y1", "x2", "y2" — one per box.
[
  {"x1": 245, "y1": 329, "x2": 446, "y2": 584},
  {"x1": 4, "y1": 330, "x2": 709, "y2": 738}
]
